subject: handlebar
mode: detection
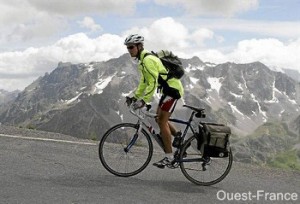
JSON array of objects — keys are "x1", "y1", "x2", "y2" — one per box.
[
  {"x1": 129, "y1": 104, "x2": 157, "y2": 120},
  {"x1": 127, "y1": 100, "x2": 206, "y2": 120}
]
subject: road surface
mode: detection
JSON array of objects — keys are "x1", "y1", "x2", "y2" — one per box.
[{"x1": 0, "y1": 132, "x2": 299, "y2": 204}]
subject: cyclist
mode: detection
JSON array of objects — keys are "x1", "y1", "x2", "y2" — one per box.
[{"x1": 124, "y1": 34, "x2": 184, "y2": 168}]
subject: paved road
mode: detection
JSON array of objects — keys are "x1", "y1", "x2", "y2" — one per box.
[{"x1": 0, "y1": 133, "x2": 299, "y2": 204}]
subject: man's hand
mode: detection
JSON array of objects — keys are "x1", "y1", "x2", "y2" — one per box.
[
  {"x1": 125, "y1": 96, "x2": 137, "y2": 106},
  {"x1": 133, "y1": 99, "x2": 145, "y2": 110}
]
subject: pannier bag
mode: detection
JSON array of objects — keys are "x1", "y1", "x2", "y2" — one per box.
[{"x1": 198, "y1": 123, "x2": 231, "y2": 158}]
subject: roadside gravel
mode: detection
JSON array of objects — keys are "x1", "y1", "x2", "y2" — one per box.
[{"x1": 0, "y1": 124, "x2": 96, "y2": 143}]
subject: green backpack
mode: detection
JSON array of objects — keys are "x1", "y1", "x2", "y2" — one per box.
[
  {"x1": 143, "y1": 50, "x2": 184, "y2": 99},
  {"x1": 144, "y1": 50, "x2": 184, "y2": 80}
]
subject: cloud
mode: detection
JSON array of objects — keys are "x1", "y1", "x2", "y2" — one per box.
[
  {"x1": 3, "y1": 15, "x2": 67, "y2": 44},
  {"x1": 21, "y1": 0, "x2": 139, "y2": 16},
  {"x1": 0, "y1": 0, "x2": 143, "y2": 29},
  {"x1": 143, "y1": 17, "x2": 190, "y2": 50},
  {"x1": 52, "y1": 33, "x2": 125, "y2": 62},
  {"x1": 1, "y1": 17, "x2": 300, "y2": 91},
  {"x1": 123, "y1": 18, "x2": 300, "y2": 71},
  {"x1": 228, "y1": 38, "x2": 300, "y2": 69},
  {"x1": 184, "y1": 18, "x2": 300, "y2": 38},
  {"x1": 0, "y1": 33, "x2": 125, "y2": 91},
  {"x1": 0, "y1": 0, "x2": 140, "y2": 49},
  {"x1": 123, "y1": 17, "x2": 216, "y2": 53},
  {"x1": 77, "y1": 17, "x2": 103, "y2": 32},
  {"x1": 154, "y1": 0, "x2": 258, "y2": 17},
  {"x1": 1, "y1": 17, "x2": 217, "y2": 91},
  {"x1": 0, "y1": 1, "x2": 34, "y2": 26},
  {"x1": 194, "y1": 38, "x2": 300, "y2": 70},
  {"x1": 191, "y1": 28, "x2": 214, "y2": 46}
]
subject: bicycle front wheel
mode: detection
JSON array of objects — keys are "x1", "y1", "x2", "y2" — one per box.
[
  {"x1": 99, "y1": 123, "x2": 153, "y2": 177},
  {"x1": 180, "y1": 135, "x2": 233, "y2": 186}
]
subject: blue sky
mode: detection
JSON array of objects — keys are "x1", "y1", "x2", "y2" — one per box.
[{"x1": 0, "y1": 0, "x2": 299, "y2": 91}]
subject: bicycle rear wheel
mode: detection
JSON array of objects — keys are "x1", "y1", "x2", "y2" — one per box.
[
  {"x1": 99, "y1": 123, "x2": 153, "y2": 177},
  {"x1": 180, "y1": 135, "x2": 233, "y2": 186}
]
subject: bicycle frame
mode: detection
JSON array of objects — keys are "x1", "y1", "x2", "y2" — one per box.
[{"x1": 128, "y1": 105, "x2": 198, "y2": 153}]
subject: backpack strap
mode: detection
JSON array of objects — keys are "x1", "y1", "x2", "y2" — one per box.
[
  {"x1": 142, "y1": 52, "x2": 163, "y2": 92},
  {"x1": 142, "y1": 52, "x2": 152, "y2": 61}
]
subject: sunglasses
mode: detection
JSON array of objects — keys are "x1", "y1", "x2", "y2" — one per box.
[{"x1": 127, "y1": 45, "x2": 135, "y2": 50}]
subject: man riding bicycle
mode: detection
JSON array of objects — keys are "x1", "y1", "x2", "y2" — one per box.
[{"x1": 124, "y1": 34, "x2": 184, "y2": 168}]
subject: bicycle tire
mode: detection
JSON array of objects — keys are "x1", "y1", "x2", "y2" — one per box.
[
  {"x1": 180, "y1": 135, "x2": 233, "y2": 186},
  {"x1": 99, "y1": 123, "x2": 153, "y2": 177}
]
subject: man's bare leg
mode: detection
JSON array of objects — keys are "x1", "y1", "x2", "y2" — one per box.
[{"x1": 157, "y1": 108, "x2": 173, "y2": 153}]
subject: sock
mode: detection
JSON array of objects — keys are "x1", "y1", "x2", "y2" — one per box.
[{"x1": 165, "y1": 153, "x2": 173, "y2": 160}]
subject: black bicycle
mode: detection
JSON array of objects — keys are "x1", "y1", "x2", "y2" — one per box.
[{"x1": 99, "y1": 104, "x2": 233, "y2": 185}]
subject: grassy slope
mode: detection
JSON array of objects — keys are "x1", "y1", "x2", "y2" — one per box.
[
  {"x1": 268, "y1": 149, "x2": 300, "y2": 171},
  {"x1": 235, "y1": 121, "x2": 300, "y2": 171}
]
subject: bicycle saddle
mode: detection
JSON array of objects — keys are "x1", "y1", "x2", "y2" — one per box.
[{"x1": 183, "y1": 105, "x2": 206, "y2": 118}]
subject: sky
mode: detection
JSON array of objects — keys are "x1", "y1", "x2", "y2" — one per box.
[{"x1": 0, "y1": 0, "x2": 300, "y2": 91}]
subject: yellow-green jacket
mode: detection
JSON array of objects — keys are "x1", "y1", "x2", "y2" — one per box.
[{"x1": 134, "y1": 50, "x2": 184, "y2": 103}]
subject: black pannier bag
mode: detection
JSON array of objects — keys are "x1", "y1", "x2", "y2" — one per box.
[{"x1": 198, "y1": 123, "x2": 231, "y2": 158}]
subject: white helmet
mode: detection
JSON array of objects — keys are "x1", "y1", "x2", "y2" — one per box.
[{"x1": 124, "y1": 34, "x2": 144, "y2": 45}]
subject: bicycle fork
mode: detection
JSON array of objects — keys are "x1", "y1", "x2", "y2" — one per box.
[{"x1": 124, "y1": 122, "x2": 142, "y2": 153}]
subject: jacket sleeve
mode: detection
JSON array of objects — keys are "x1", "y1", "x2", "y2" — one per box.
[
  {"x1": 134, "y1": 70, "x2": 147, "y2": 99},
  {"x1": 140, "y1": 58, "x2": 159, "y2": 103}
]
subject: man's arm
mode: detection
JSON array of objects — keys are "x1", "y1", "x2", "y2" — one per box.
[
  {"x1": 134, "y1": 69, "x2": 147, "y2": 99},
  {"x1": 142, "y1": 58, "x2": 159, "y2": 103}
]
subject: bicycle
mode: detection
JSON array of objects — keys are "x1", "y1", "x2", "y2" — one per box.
[{"x1": 98, "y1": 103, "x2": 233, "y2": 186}]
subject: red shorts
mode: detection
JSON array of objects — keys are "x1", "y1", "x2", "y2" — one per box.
[{"x1": 158, "y1": 95, "x2": 178, "y2": 113}]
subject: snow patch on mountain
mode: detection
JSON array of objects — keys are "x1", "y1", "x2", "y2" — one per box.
[
  {"x1": 185, "y1": 64, "x2": 205, "y2": 73},
  {"x1": 190, "y1": 77, "x2": 199, "y2": 84},
  {"x1": 205, "y1": 62, "x2": 216, "y2": 67},
  {"x1": 270, "y1": 66, "x2": 285, "y2": 73},
  {"x1": 230, "y1": 92, "x2": 243, "y2": 99},
  {"x1": 93, "y1": 74, "x2": 116, "y2": 94},
  {"x1": 241, "y1": 73, "x2": 248, "y2": 89},
  {"x1": 86, "y1": 64, "x2": 95, "y2": 73},
  {"x1": 269, "y1": 81, "x2": 279, "y2": 103},
  {"x1": 207, "y1": 77, "x2": 223, "y2": 94},
  {"x1": 229, "y1": 102, "x2": 244, "y2": 116},
  {"x1": 65, "y1": 93, "x2": 82, "y2": 104},
  {"x1": 250, "y1": 93, "x2": 267, "y2": 122}
]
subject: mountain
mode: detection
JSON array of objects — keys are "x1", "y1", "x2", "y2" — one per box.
[
  {"x1": 0, "y1": 54, "x2": 299, "y2": 168},
  {"x1": 0, "y1": 89, "x2": 20, "y2": 116},
  {"x1": 0, "y1": 89, "x2": 19, "y2": 104},
  {"x1": 283, "y1": 68, "x2": 300, "y2": 82}
]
